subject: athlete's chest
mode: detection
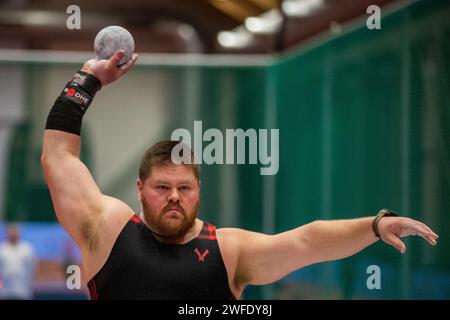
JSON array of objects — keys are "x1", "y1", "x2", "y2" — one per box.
[{"x1": 93, "y1": 223, "x2": 233, "y2": 299}]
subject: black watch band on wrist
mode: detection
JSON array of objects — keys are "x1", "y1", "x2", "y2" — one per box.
[{"x1": 372, "y1": 209, "x2": 398, "y2": 238}]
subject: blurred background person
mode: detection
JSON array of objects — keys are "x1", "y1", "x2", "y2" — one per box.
[{"x1": 0, "y1": 223, "x2": 36, "y2": 300}]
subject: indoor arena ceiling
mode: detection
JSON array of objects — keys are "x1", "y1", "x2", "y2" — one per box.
[{"x1": 0, "y1": 0, "x2": 399, "y2": 54}]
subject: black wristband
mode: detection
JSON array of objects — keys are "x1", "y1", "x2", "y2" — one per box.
[
  {"x1": 60, "y1": 83, "x2": 93, "y2": 111},
  {"x1": 372, "y1": 209, "x2": 398, "y2": 238},
  {"x1": 45, "y1": 97, "x2": 85, "y2": 135},
  {"x1": 45, "y1": 71, "x2": 101, "y2": 135},
  {"x1": 71, "y1": 71, "x2": 102, "y2": 96}
]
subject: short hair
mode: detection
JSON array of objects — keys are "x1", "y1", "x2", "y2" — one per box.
[{"x1": 139, "y1": 140, "x2": 200, "y2": 182}]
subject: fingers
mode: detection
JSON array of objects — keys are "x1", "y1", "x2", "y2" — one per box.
[
  {"x1": 411, "y1": 221, "x2": 439, "y2": 246},
  {"x1": 383, "y1": 233, "x2": 407, "y2": 253},
  {"x1": 419, "y1": 232, "x2": 438, "y2": 246},
  {"x1": 109, "y1": 50, "x2": 125, "y2": 66},
  {"x1": 419, "y1": 222, "x2": 439, "y2": 239},
  {"x1": 397, "y1": 218, "x2": 439, "y2": 247},
  {"x1": 119, "y1": 53, "x2": 138, "y2": 73},
  {"x1": 423, "y1": 235, "x2": 438, "y2": 246}
]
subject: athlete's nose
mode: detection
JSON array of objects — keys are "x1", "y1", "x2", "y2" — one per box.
[{"x1": 168, "y1": 187, "x2": 180, "y2": 202}]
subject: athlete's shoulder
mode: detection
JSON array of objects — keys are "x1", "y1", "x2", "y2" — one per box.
[
  {"x1": 215, "y1": 227, "x2": 248, "y2": 244},
  {"x1": 216, "y1": 227, "x2": 256, "y2": 237}
]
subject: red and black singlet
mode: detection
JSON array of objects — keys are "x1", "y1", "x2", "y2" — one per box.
[{"x1": 87, "y1": 215, "x2": 235, "y2": 300}]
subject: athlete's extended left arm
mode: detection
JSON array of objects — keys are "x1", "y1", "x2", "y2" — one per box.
[{"x1": 234, "y1": 215, "x2": 438, "y2": 286}]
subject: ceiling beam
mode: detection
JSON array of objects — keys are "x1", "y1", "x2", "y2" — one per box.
[{"x1": 207, "y1": 0, "x2": 264, "y2": 23}]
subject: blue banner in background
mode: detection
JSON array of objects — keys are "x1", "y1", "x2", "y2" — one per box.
[{"x1": 0, "y1": 223, "x2": 81, "y2": 262}]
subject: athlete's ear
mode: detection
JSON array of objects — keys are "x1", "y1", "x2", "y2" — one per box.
[{"x1": 137, "y1": 179, "x2": 143, "y2": 201}]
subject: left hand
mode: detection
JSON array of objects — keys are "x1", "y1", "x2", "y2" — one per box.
[{"x1": 377, "y1": 217, "x2": 439, "y2": 253}]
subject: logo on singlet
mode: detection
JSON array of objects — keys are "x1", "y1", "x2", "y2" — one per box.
[{"x1": 194, "y1": 248, "x2": 209, "y2": 262}]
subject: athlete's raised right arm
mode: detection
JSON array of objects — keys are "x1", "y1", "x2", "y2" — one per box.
[{"x1": 41, "y1": 51, "x2": 138, "y2": 249}]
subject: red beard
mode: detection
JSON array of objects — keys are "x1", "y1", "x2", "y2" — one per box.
[{"x1": 141, "y1": 198, "x2": 199, "y2": 239}]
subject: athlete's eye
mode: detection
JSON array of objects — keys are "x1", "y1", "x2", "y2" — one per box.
[
  {"x1": 156, "y1": 185, "x2": 169, "y2": 190},
  {"x1": 179, "y1": 186, "x2": 191, "y2": 191}
]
